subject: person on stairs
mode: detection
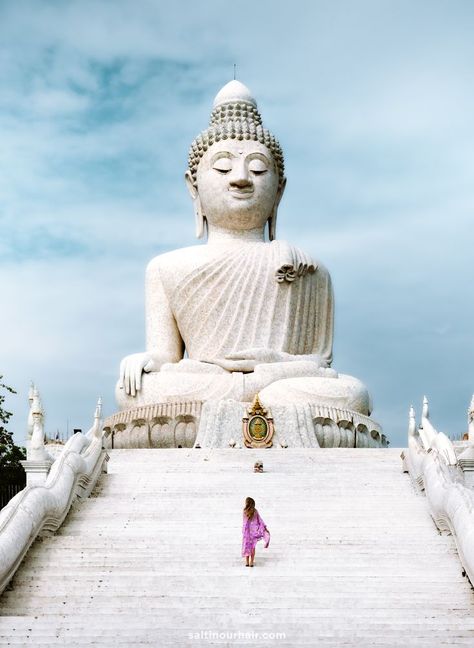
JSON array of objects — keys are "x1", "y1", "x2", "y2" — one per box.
[{"x1": 242, "y1": 497, "x2": 270, "y2": 567}]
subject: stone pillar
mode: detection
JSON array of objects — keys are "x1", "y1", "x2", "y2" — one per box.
[
  {"x1": 20, "y1": 459, "x2": 54, "y2": 487},
  {"x1": 21, "y1": 387, "x2": 53, "y2": 487},
  {"x1": 468, "y1": 395, "x2": 474, "y2": 442}
]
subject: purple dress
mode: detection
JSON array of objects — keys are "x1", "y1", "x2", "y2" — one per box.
[{"x1": 242, "y1": 509, "x2": 270, "y2": 557}]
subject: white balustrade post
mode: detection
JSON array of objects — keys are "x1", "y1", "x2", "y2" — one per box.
[
  {"x1": 468, "y1": 395, "x2": 474, "y2": 442},
  {"x1": 422, "y1": 395, "x2": 429, "y2": 421},
  {"x1": 20, "y1": 388, "x2": 53, "y2": 486},
  {"x1": 401, "y1": 406, "x2": 416, "y2": 473},
  {"x1": 26, "y1": 381, "x2": 35, "y2": 440},
  {"x1": 408, "y1": 405, "x2": 416, "y2": 438}
]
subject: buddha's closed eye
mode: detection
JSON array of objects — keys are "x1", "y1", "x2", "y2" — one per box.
[
  {"x1": 249, "y1": 159, "x2": 268, "y2": 175},
  {"x1": 212, "y1": 159, "x2": 232, "y2": 173}
]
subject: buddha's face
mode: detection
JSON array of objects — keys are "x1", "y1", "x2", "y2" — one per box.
[{"x1": 190, "y1": 139, "x2": 283, "y2": 232}]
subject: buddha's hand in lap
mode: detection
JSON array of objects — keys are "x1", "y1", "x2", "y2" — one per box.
[
  {"x1": 206, "y1": 348, "x2": 323, "y2": 373},
  {"x1": 120, "y1": 352, "x2": 160, "y2": 396}
]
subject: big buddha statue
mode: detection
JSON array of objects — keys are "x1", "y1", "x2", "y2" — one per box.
[{"x1": 105, "y1": 81, "x2": 386, "y2": 449}]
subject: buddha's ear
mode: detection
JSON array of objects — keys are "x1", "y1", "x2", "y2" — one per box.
[
  {"x1": 276, "y1": 176, "x2": 287, "y2": 206},
  {"x1": 185, "y1": 170, "x2": 198, "y2": 199},
  {"x1": 268, "y1": 177, "x2": 287, "y2": 241},
  {"x1": 185, "y1": 170, "x2": 206, "y2": 239}
]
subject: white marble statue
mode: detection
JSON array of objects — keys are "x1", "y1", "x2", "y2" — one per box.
[{"x1": 111, "y1": 81, "x2": 381, "y2": 448}]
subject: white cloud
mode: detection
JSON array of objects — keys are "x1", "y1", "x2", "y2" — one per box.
[{"x1": 31, "y1": 88, "x2": 91, "y2": 115}]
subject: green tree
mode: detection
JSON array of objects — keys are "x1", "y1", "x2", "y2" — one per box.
[{"x1": 0, "y1": 377, "x2": 26, "y2": 471}]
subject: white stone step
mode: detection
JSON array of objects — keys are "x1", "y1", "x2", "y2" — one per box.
[{"x1": 1, "y1": 448, "x2": 474, "y2": 646}]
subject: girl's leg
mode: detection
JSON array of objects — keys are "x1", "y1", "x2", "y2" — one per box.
[
  {"x1": 250, "y1": 548, "x2": 255, "y2": 566},
  {"x1": 245, "y1": 554, "x2": 249, "y2": 566}
]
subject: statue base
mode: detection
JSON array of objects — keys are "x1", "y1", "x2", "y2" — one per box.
[{"x1": 103, "y1": 399, "x2": 387, "y2": 449}]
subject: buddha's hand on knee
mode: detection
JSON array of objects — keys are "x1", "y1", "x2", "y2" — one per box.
[{"x1": 119, "y1": 352, "x2": 156, "y2": 396}]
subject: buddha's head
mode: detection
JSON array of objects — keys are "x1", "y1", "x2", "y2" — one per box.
[{"x1": 186, "y1": 81, "x2": 286, "y2": 239}]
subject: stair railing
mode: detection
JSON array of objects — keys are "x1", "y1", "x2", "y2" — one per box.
[
  {"x1": 0, "y1": 393, "x2": 108, "y2": 596},
  {"x1": 401, "y1": 396, "x2": 474, "y2": 585}
]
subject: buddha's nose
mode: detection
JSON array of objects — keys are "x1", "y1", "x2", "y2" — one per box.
[{"x1": 229, "y1": 160, "x2": 252, "y2": 188}]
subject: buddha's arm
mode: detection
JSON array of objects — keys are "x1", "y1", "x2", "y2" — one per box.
[
  {"x1": 145, "y1": 257, "x2": 184, "y2": 363},
  {"x1": 120, "y1": 257, "x2": 184, "y2": 396},
  {"x1": 310, "y1": 264, "x2": 334, "y2": 368}
]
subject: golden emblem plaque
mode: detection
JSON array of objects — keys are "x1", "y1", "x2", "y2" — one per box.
[{"x1": 243, "y1": 394, "x2": 274, "y2": 448}]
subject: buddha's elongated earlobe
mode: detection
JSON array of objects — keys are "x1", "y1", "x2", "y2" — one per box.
[
  {"x1": 194, "y1": 198, "x2": 206, "y2": 239},
  {"x1": 268, "y1": 177, "x2": 286, "y2": 241},
  {"x1": 185, "y1": 170, "x2": 206, "y2": 239},
  {"x1": 268, "y1": 210, "x2": 277, "y2": 241}
]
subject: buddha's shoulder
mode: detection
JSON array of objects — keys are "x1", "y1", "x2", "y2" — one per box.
[
  {"x1": 146, "y1": 245, "x2": 211, "y2": 278},
  {"x1": 273, "y1": 239, "x2": 331, "y2": 277}
]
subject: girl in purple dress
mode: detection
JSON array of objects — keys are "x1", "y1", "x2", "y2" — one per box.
[{"x1": 242, "y1": 497, "x2": 270, "y2": 567}]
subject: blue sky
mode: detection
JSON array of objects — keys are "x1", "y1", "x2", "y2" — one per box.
[{"x1": 1, "y1": 0, "x2": 473, "y2": 447}]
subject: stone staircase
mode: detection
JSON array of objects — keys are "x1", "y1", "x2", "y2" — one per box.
[{"x1": 1, "y1": 448, "x2": 473, "y2": 647}]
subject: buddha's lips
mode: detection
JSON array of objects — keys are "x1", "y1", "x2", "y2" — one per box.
[{"x1": 228, "y1": 188, "x2": 254, "y2": 198}]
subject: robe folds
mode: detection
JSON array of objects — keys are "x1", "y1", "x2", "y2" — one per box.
[
  {"x1": 242, "y1": 509, "x2": 270, "y2": 557},
  {"x1": 169, "y1": 240, "x2": 334, "y2": 366}
]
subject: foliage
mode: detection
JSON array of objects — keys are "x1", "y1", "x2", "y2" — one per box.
[{"x1": 0, "y1": 376, "x2": 26, "y2": 475}]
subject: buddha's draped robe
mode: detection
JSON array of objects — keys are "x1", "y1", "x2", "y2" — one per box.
[{"x1": 169, "y1": 240, "x2": 334, "y2": 366}]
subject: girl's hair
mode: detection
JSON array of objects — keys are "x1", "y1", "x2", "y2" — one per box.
[{"x1": 244, "y1": 497, "x2": 256, "y2": 519}]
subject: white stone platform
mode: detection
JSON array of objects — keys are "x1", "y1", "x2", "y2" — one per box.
[{"x1": 1, "y1": 448, "x2": 473, "y2": 646}]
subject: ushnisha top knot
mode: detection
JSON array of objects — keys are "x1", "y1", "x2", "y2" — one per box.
[
  {"x1": 209, "y1": 80, "x2": 262, "y2": 127},
  {"x1": 212, "y1": 80, "x2": 257, "y2": 109},
  {"x1": 188, "y1": 80, "x2": 285, "y2": 189}
]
